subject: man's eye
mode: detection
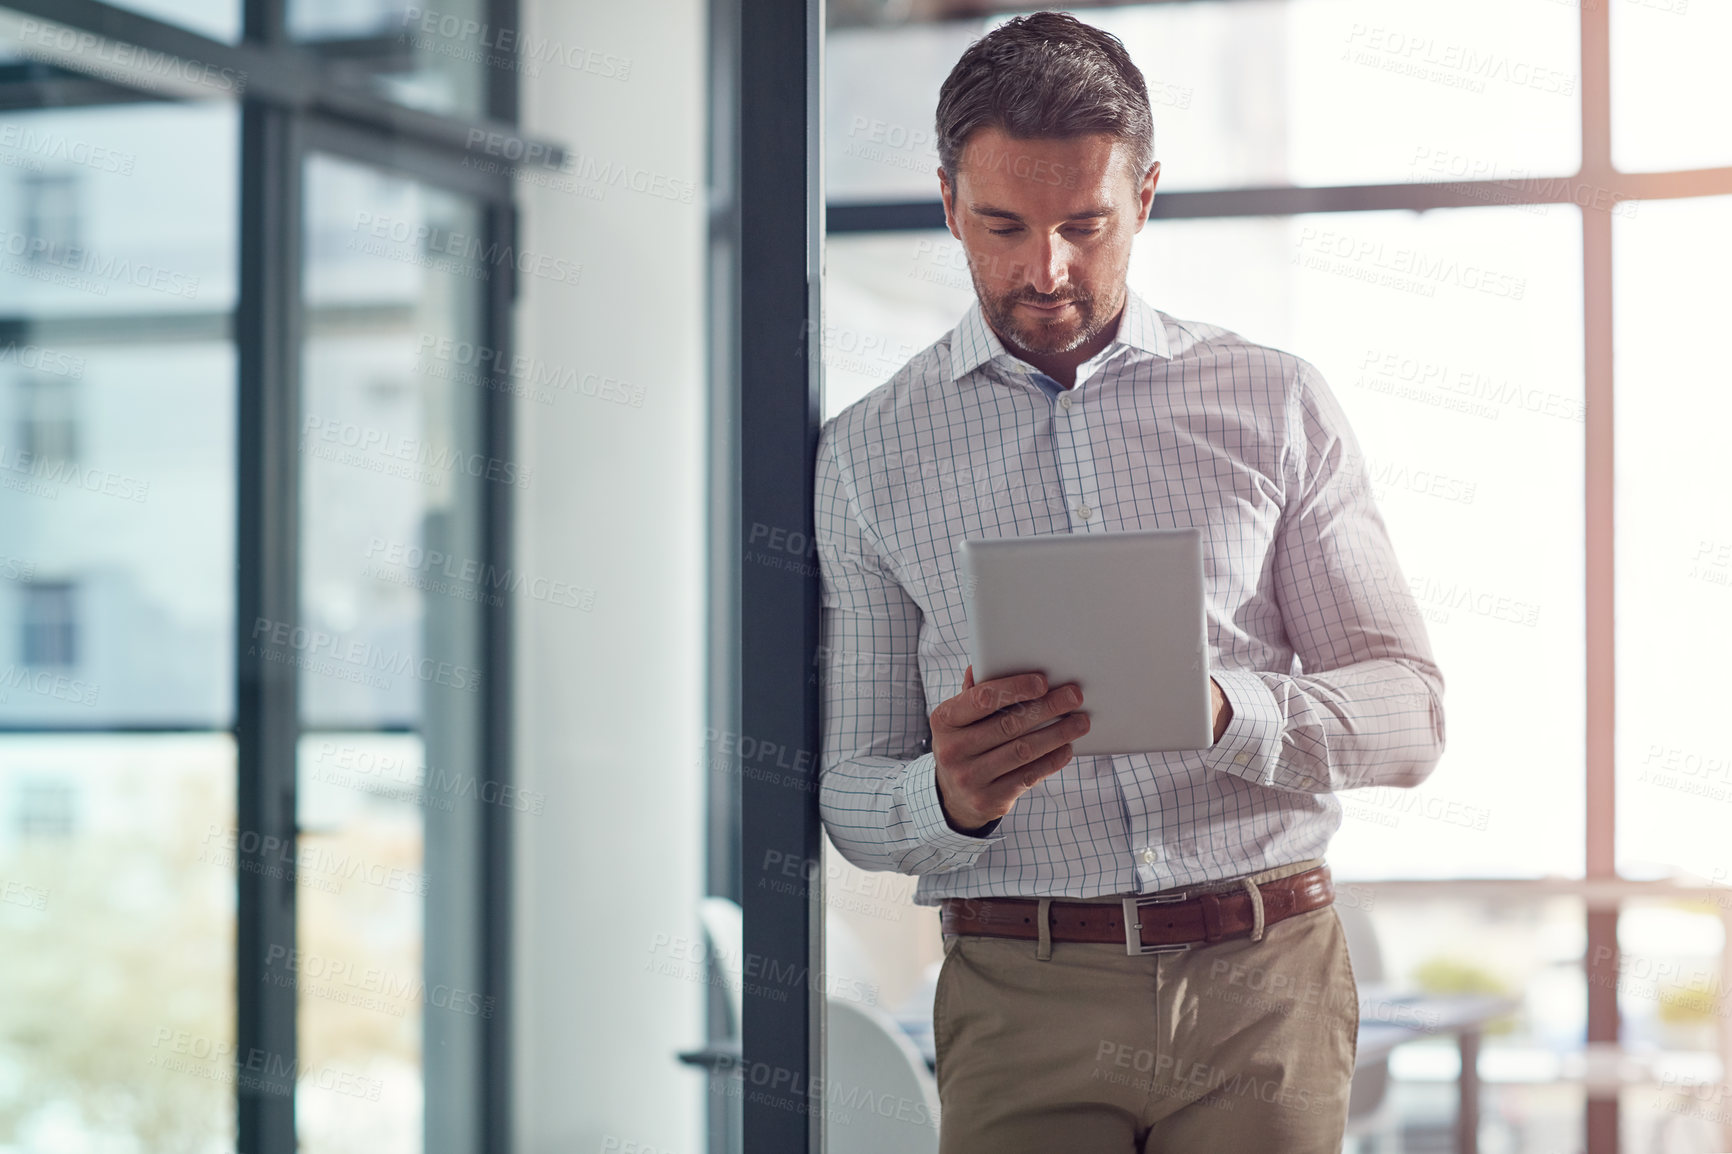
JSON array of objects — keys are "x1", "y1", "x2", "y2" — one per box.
[{"x1": 983, "y1": 226, "x2": 1097, "y2": 237}]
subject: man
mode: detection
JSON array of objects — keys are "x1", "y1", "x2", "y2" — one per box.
[{"x1": 815, "y1": 11, "x2": 1445, "y2": 1152}]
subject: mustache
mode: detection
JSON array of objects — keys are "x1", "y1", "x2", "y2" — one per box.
[{"x1": 1012, "y1": 290, "x2": 1089, "y2": 307}]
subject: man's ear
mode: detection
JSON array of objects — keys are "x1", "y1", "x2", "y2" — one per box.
[
  {"x1": 1133, "y1": 160, "x2": 1160, "y2": 232},
  {"x1": 939, "y1": 166, "x2": 962, "y2": 242}
]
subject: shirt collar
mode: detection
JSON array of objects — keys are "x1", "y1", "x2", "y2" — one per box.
[{"x1": 948, "y1": 285, "x2": 1171, "y2": 384}]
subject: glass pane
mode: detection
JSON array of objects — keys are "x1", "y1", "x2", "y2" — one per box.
[
  {"x1": 1613, "y1": 195, "x2": 1732, "y2": 882},
  {"x1": 290, "y1": 0, "x2": 497, "y2": 118},
  {"x1": 296, "y1": 154, "x2": 493, "y2": 1153},
  {"x1": 825, "y1": 205, "x2": 1585, "y2": 878},
  {"x1": 820, "y1": 230, "x2": 976, "y2": 420},
  {"x1": 295, "y1": 733, "x2": 429, "y2": 1154},
  {"x1": 1614, "y1": 898, "x2": 1728, "y2": 1150},
  {"x1": 826, "y1": 22, "x2": 983, "y2": 202},
  {"x1": 1108, "y1": 0, "x2": 1580, "y2": 192},
  {"x1": 0, "y1": 102, "x2": 237, "y2": 726},
  {"x1": 98, "y1": 0, "x2": 242, "y2": 43},
  {"x1": 0, "y1": 734, "x2": 235, "y2": 1151},
  {"x1": 826, "y1": 0, "x2": 1579, "y2": 200},
  {"x1": 1611, "y1": 2, "x2": 1732, "y2": 174},
  {"x1": 298, "y1": 153, "x2": 489, "y2": 731}
]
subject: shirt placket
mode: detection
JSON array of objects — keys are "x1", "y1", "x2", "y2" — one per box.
[
  {"x1": 1072, "y1": 361, "x2": 1167, "y2": 887},
  {"x1": 1040, "y1": 374, "x2": 1151, "y2": 886},
  {"x1": 1052, "y1": 384, "x2": 1105, "y2": 533}
]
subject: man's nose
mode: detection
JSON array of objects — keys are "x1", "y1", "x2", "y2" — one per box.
[{"x1": 1023, "y1": 236, "x2": 1066, "y2": 294}]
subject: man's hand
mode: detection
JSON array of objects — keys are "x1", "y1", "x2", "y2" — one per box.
[
  {"x1": 1211, "y1": 677, "x2": 1233, "y2": 744},
  {"x1": 930, "y1": 665, "x2": 1089, "y2": 833},
  {"x1": 931, "y1": 670, "x2": 1231, "y2": 832}
]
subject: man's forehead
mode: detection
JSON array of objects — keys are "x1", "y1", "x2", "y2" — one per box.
[
  {"x1": 960, "y1": 125, "x2": 1122, "y2": 159},
  {"x1": 953, "y1": 128, "x2": 1138, "y2": 203},
  {"x1": 967, "y1": 199, "x2": 1117, "y2": 222}
]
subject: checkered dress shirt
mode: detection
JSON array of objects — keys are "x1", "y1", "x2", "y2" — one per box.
[{"x1": 814, "y1": 286, "x2": 1446, "y2": 903}]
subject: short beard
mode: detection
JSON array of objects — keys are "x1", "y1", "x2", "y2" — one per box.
[{"x1": 973, "y1": 273, "x2": 1110, "y2": 359}]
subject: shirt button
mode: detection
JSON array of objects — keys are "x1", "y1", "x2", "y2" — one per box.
[
  {"x1": 1234, "y1": 753, "x2": 1250, "y2": 766},
  {"x1": 1077, "y1": 505, "x2": 1094, "y2": 520},
  {"x1": 1058, "y1": 392, "x2": 1073, "y2": 411},
  {"x1": 1140, "y1": 847, "x2": 1156, "y2": 865}
]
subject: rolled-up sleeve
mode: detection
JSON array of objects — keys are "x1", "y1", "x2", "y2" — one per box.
[
  {"x1": 815, "y1": 423, "x2": 1002, "y2": 875},
  {"x1": 1202, "y1": 361, "x2": 1447, "y2": 793}
]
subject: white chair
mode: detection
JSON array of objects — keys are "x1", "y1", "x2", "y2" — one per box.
[
  {"x1": 699, "y1": 895, "x2": 744, "y2": 1037},
  {"x1": 676, "y1": 898, "x2": 745, "y2": 1154},
  {"x1": 687, "y1": 898, "x2": 940, "y2": 1153},
  {"x1": 825, "y1": 995, "x2": 942, "y2": 1154}
]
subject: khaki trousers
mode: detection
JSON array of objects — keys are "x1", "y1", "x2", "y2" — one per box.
[{"x1": 933, "y1": 858, "x2": 1358, "y2": 1153}]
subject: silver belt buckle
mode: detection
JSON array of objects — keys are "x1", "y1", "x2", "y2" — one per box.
[{"x1": 1122, "y1": 892, "x2": 1195, "y2": 956}]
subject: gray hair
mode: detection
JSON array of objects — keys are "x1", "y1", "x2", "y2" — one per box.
[{"x1": 935, "y1": 11, "x2": 1155, "y2": 188}]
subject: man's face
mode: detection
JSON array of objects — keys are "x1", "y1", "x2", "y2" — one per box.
[{"x1": 939, "y1": 127, "x2": 1158, "y2": 360}]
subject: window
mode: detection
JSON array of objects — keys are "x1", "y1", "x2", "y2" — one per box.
[
  {"x1": 1612, "y1": 194, "x2": 1732, "y2": 884},
  {"x1": 0, "y1": 102, "x2": 234, "y2": 731},
  {"x1": 15, "y1": 775, "x2": 76, "y2": 837},
  {"x1": 0, "y1": 736, "x2": 235, "y2": 1148},
  {"x1": 21, "y1": 581, "x2": 77, "y2": 669},
  {"x1": 290, "y1": 152, "x2": 494, "y2": 1150},
  {"x1": 290, "y1": 0, "x2": 495, "y2": 117},
  {"x1": 825, "y1": 0, "x2": 1582, "y2": 201},
  {"x1": 17, "y1": 375, "x2": 77, "y2": 465},
  {"x1": 0, "y1": 4, "x2": 530, "y2": 1152},
  {"x1": 1610, "y1": 1, "x2": 1732, "y2": 173},
  {"x1": 20, "y1": 172, "x2": 81, "y2": 263}
]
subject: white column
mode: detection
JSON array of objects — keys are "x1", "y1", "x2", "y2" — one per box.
[{"x1": 514, "y1": 2, "x2": 708, "y2": 1151}]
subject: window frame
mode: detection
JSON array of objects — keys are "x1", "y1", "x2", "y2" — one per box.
[{"x1": 0, "y1": 0, "x2": 554, "y2": 1149}]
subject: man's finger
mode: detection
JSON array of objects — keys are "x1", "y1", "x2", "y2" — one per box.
[
  {"x1": 938, "y1": 670, "x2": 1048, "y2": 730},
  {"x1": 949, "y1": 684, "x2": 1084, "y2": 762},
  {"x1": 981, "y1": 742, "x2": 1075, "y2": 809},
  {"x1": 979, "y1": 709, "x2": 1089, "y2": 785}
]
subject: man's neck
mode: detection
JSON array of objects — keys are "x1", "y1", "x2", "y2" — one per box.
[{"x1": 995, "y1": 294, "x2": 1127, "y2": 390}]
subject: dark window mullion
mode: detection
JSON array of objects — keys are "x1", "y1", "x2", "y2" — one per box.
[
  {"x1": 235, "y1": 95, "x2": 303, "y2": 1154},
  {"x1": 478, "y1": 193, "x2": 517, "y2": 1154},
  {"x1": 739, "y1": 1, "x2": 825, "y2": 1152},
  {"x1": 244, "y1": 0, "x2": 286, "y2": 46}
]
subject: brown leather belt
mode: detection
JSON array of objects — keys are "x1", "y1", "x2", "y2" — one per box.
[{"x1": 940, "y1": 864, "x2": 1334, "y2": 955}]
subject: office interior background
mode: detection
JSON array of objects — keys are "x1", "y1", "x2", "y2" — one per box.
[{"x1": 0, "y1": 0, "x2": 1725, "y2": 1151}]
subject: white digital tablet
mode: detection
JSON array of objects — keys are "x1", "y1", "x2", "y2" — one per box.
[{"x1": 955, "y1": 528, "x2": 1212, "y2": 755}]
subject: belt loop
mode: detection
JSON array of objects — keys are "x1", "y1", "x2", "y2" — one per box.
[
  {"x1": 1036, "y1": 897, "x2": 1054, "y2": 961},
  {"x1": 1240, "y1": 878, "x2": 1266, "y2": 943}
]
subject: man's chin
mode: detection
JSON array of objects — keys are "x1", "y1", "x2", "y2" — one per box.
[{"x1": 1007, "y1": 322, "x2": 1089, "y2": 357}]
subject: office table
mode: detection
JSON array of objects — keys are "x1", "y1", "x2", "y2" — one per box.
[{"x1": 1354, "y1": 990, "x2": 1520, "y2": 1154}]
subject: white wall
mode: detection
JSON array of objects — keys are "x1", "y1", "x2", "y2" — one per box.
[{"x1": 513, "y1": 2, "x2": 708, "y2": 1151}]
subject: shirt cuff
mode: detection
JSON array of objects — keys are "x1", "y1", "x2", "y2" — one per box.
[
  {"x1": 902, "y1": 752, "x2": 1005, "y2": 854},
  {"x1": 1203, "y1": 668, "x2": 1288, "y2": 788}
]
